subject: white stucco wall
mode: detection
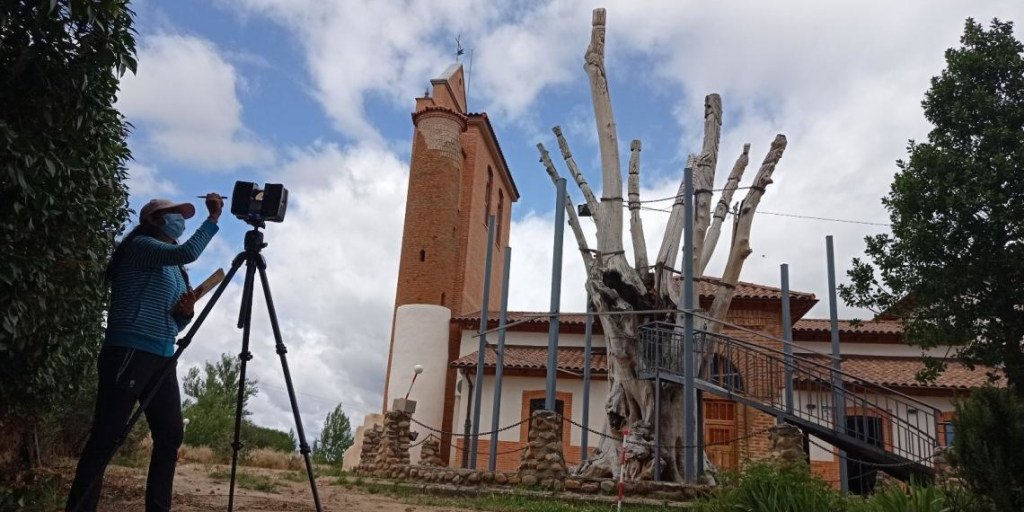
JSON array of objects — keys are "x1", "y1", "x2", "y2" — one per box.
[{"x1": 386, "y1": 304, "x2": 452, "y2": 462}]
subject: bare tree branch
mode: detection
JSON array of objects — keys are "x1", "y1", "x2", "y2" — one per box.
[
  {"x1": 699, "y1": 143, "x2": 750, "y2": 273},
  {"x1": 538, "y1": 142, "x2": 594, "y2": 270},
  {"x1": 691, "y1": 94, "x2": 723, "y2": 273},
  {"x1": 584, "y1": 8, "x2": 624, "y2": 254},
  {"x1": 553, "y1": 126, "x2": 600, "y2": 224},
  {"x1": 654, "y1": 155, "x2": 697, "y2": 301},
  {"x1": 706, "y1": 135, "x2": 788, "y2": 334},
  {"x1": 627, "y1": 139, "x2": 649, "y2": 274}
]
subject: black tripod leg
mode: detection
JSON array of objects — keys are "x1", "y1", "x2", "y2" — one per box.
[
  {"x1": 227, "y1": 257, "x2": 258, "y2": 512},
  {"x1": 255, "y1": 258, "x2": 324, "y2": 512},
  {"x1": 68, "y1": 251, "x2": 247, "y2": 512}
]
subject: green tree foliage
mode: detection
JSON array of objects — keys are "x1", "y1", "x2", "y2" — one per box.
[
  {"x1": 841, "y1": 19, "x2": 1024, "y2": 393},
  {"x1": 312, "y1": 405, "x2": 353, "y2": 465},
  {"x1": 181, "y1": 353, "x2": 298, "y2": 457},
  {"x1": 0, "y1": 1, "x2": 135, "y2": 419},
  {"x1": 182, "y1": 353, "x2": 258, "y2": 457},
  {"x1": 950, "y1": 388, "x2": 1024, "y2": 512}
]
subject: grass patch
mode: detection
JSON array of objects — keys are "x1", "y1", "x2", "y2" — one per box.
[
  {"x1": 337, "y1": 478, "x2": 677, "y2": 512},
  {"x1": 314, "y1": 465, "x2": 348, "y2": 478},
  {"x1": 208, "y1": 468, "x2": 280, "y2": 494},
  {"x1": 278, "y1": 470, "x2": 307, "y2": 483}
]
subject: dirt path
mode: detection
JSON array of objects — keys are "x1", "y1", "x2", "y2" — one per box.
[{"x1": 88, "y1": 463, "x2": 479, "y2": 512}]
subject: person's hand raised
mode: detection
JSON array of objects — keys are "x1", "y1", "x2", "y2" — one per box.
[{"x1": 205, "y1": 193, "x2": 224, "y2": 221}]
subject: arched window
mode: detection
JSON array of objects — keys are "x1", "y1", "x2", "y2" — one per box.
[
  {"x1": 419, "y1": 249, "x2": 426, "y2": 262},
  {"x1": 496, "y1": 189, "x2": 504, "y2": 245},
  {"x1": 484, "y1": 167, "x2": 493, "y2": 225}
]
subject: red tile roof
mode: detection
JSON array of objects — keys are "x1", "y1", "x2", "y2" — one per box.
[
  {"x1": 453, "y1": 346, "x2": 999, "y2": 391},
  {"x1": 794, "y1": 319, "x2": 904, "y2": 335},
  {"x1": 454, "y1": 279, "x2": 817, "y2": 326},
  {"x1": 451, "y1": 346, "x2": 607, "y2": 374},
  {"x1": 799, "y1": 354, "x2": 1002, "y2": 390}
]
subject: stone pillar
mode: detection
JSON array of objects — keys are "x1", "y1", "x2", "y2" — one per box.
[
  {"x1": 358, "y1": 425, "x2": 383, "y2": 472},
  {"x1": 418, "y1": 435, "x2": 446, "y2": 467},
  {"x1": 518, "y1": 410, "x2": 567, "y2": 489},
  {"x1": 933, "y1": 446, "x2": 959, "y2": 486},
  {"x1": 767, "y1": 423, "x2": 806, "y2": 468},
  {"x1": 373, "y1": 410, "x2": 413, "y2": 474}
]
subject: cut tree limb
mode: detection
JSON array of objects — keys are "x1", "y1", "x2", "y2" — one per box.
[
  {"x1": 627, "y1": 139, "x2": 649, "y2": 274},
  {"x1": 538, "y1": 142, "x2": 594, "y2": 270},
  {"x1": 654, "y1": 155, "x2": 698, "y2": 302},
  {"x1": 706, "y1": 135, "x2": 788, "y2": 333},
  {"x1": 700, "y1": 143, "x2": 750, "y2": 273},
  {"x1": 553, "y1": 126, "x2": 600, "y2": 223},
  {"x1": 584, "y1": 8, "x2": 623, "y2": 254},
  {"x1": 691, "y1": 94, "x2": 723, "y2": 272}
]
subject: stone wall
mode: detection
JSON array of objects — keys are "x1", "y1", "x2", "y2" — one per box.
[
  {"x1": 418, "y1": 435, "x2": 446, "y2": 467},
  {"x1": 767, "y1": 423, "x2": 805, "y2": 467}
]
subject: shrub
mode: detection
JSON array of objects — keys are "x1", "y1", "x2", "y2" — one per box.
[
  {"x1": 858, "y1": 484, "x2": 947, "y2": 512},
  {"x1": 695, "y1": 461, "x2": 846, "y2": 512},
  {"x1": 179, "y1": 445, "x2": 216, "y2": 465},
  {"x1": 245, "y1": 448, "x2": 302, "y2": 471},
  {"x1": 951, "y1": 387, "x2": 1024, "y2": 512}
]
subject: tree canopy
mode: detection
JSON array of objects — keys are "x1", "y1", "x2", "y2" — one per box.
[
  {"x1": 312, "y1": 404, "x2": 353, "y2": 466},
  {"x1": 1, "y1": 0, "x2": 136, "y2": 419},
  {"x1": 842, "y1": 18, "x2": 1024, "y2": 394}
]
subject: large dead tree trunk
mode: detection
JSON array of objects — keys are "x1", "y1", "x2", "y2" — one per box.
[{"x1": 542, "y1": 8, "x2": 788, "y2": 482}]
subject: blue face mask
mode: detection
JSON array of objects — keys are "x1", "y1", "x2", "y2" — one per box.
[{"x1": 160, "y1": 213, "x2": 186, "y2": 240}]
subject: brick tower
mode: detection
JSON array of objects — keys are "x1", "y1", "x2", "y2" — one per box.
[{"x1": 382, "y1": 63, "x2": 518, "y2": 414}]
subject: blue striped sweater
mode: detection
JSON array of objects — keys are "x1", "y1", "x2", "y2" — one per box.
[{"x1": 105, "y1": 220, "x2": 220, "y2": 356}]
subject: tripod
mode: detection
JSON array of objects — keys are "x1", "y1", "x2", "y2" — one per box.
[{"x1": 71, "y1": 223, "x2": 323, "y2": 512}]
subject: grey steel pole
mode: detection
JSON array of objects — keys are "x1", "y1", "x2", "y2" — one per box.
[
  {"x1": 781, "y1": 264, "x2": 795, "y2": 418},
  {"x1": 654, "y1": 373, "x2": 662, "y2": 481},
  {"x1": 581, "y1": 299, "x2": 594, "y2": 465},
  {"x1": 545, "y1": 178, "x2": 567, "y2": 411},
  {"x1": 682, "y1": 164, "x2": 697, "y2": 483},
  {"x1": 488, "y1": 246, "x2": 512, "y2": 471},
  {"x1": 826, "y1": 235, "x2": 849, "y2": 493},
  {"x1": 469, "y1": 215, "x2": 496, "y2": 469}
]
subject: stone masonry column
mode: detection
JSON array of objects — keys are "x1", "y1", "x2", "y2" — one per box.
[{"x1": 518, "y1": 410, "x2": 567, "y2": 489}]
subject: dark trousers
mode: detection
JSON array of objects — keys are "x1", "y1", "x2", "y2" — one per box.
[{"x1": 66, "y1": 346, "x2": 183, "y2": 512}]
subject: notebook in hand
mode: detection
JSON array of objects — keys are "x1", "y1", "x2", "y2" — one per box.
[{"x1": 194, "y1": 268, "x2": 226, "y2": 300}]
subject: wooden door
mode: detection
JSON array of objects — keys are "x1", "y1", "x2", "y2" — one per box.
[{"x1": 704, "y1": 399, "x2": 738, "y2": 471}]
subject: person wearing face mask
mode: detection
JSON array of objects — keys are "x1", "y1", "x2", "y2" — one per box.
[{"x1": 66, "y1": 193, "x2": 224, "y2": 512}]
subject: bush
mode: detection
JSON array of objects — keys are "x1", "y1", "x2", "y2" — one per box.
[
  {"x1": 245, "y1": 448, "x2": 302, "y2": 471},
  {"x1": 179, "y1": 445, "x2": 216, "y2": 465},
  {"x1": 695, "y1": 462, "x2": 846, "y2": 512},
  {"x1": 951, "y1": 387, "x2": 1024, "y2": 512},
  {"x1": 857, "y1": 484, "x2": 947, "y2": 512}
]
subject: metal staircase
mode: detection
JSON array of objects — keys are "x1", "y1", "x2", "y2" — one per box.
[{"x1": 638, "y1": 322, "x2": 939, "y2": 483}]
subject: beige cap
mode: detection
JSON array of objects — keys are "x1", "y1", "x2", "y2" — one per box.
[{"x1": 139, "y1": 199, "x2": 196, "y2": 223}]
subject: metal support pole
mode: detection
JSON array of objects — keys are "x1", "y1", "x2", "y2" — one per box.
[
  {"x1": 826, "y1": 235, "x2": 849, "y2": 493},
  {"x1": 696, "y1": 389, "x2": 705, "y2": 474},
  {"x1": 682, "y1": 164, "x2": 697, "y2": 483},
  {"x1": 469, "y1": 215, "x2": 496, "y2": 469},
  {"x1": 654, "y1": 373, "x2": 661, "y2": 481},
  {"x1": 545, "y1": 178, "x2": 566, "y2": 411},
  {"x1": 488, "y1": 246, "x2": 512, "y2": 471},
  {"x1": 581, "y1": 299, "x2": 594, "y2": 466},
  {"x1": 781, "y1": 264, "x2": 795, "y2": 418}
]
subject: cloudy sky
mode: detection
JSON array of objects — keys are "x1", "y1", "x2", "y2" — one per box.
[{"x1": 119, "y1": 0, "x2": 1022, "y2": 438}]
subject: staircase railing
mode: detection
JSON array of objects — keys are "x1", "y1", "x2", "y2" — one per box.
[{"x1": 638, "y1": 321, "x2": 940, "y2": 468}]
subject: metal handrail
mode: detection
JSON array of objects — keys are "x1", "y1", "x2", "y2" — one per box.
[
  {"x1": 638, "y1": 322, "x2": 940, "y2": 467},
  {"x1": 643, "y1": 320, "x2": 939, "y2": 412}
]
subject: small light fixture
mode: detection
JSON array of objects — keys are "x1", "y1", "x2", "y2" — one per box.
[
  {"x1": 907, "y1": 407, "x2": 918, "y2": 415},
  {"x1": 805, "y1": 404, "x2": 817, "y2": 412}
]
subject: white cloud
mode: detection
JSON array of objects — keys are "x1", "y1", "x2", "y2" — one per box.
[
  {"x1": 119, "y1": 34, "x2": 273, "y2": 170},
  {"x1": 125, "y1": 162, "x2": 178, "y2": 200},
  {"x1": 177, "y1": 142, "x2": 408, "y2": 433}
]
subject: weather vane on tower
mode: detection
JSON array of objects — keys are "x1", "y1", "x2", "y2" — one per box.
[{"x1": 455, "y1": 35, "x2": 465, "y2": 61}]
